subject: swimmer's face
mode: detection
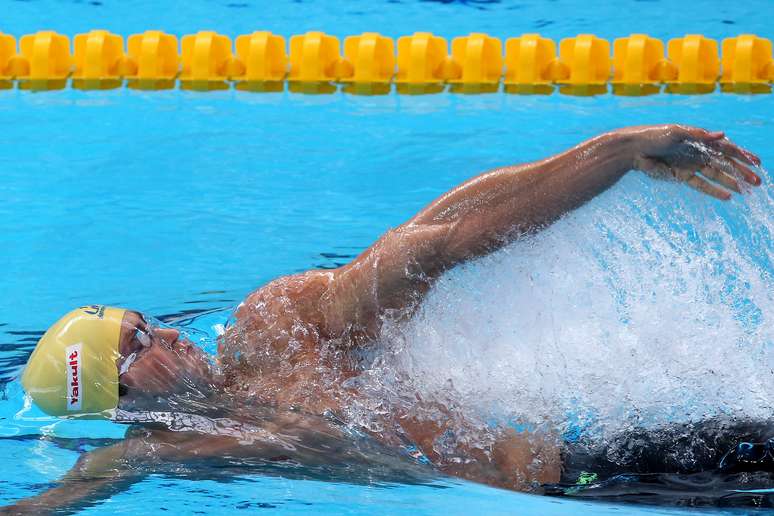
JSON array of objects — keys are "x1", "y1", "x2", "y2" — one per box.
[{"x1": 116, "y1": 311, "x2": 213, "y2": 411}]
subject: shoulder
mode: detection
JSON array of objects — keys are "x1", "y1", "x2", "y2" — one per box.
[
  {"x1": 219, "y1": 271, "x2": 336, "y2": 361},
  {"x1": 236, "y1": 270, "x2": 335, "y2": 326}
]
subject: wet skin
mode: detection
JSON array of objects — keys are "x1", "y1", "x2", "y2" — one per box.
[
  {"x1": 4, "y1": 125, "x2": 763, "y2": 513},
  {"x1": 116, "y1": 311, "x2": 213, "y2": 410}
]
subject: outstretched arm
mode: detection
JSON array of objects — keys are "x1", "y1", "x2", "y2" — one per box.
[
  {"x1": 1, "y1": 439, "x2": 144, "y2": 515},
  {"x1": 1, "y1": 430, "x2": 248, "y2": 514},
  {"x1": 327, "y1": 125, "x2": 761, "y2": 340},
  {"x1": 1, "y1": 412, "x2": 394, "y2": 514}
]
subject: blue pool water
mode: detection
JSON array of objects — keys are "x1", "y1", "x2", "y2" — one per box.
[{"x1": 2, "y1": 0, "x2": 774, "y2": 514}]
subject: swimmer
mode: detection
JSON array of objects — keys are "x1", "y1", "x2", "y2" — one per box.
[{"x1": 7, "y1": 125, "x2": 763, "y2": 513}]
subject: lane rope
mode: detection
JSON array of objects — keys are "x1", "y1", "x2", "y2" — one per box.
[{"x1": 1, "y1": 30, "x2": 772, "y2": 94}]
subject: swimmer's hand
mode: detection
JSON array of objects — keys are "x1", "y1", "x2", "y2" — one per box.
[{"x1": 627, "y1": 124, "x2": 762, "y2": 200}]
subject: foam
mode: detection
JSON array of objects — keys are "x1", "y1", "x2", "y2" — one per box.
[{"x1": 355, "y1": 170, "x2": 774, "y2": 449}]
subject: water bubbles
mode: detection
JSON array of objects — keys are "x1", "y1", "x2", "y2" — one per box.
[{"x1": 352, "y1": 173, "x2": 774, "y2": 467}]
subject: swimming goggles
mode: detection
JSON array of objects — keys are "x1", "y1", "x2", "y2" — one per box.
[{"x1": 118, "y1": 320, "x2": 154, "y2": 376}]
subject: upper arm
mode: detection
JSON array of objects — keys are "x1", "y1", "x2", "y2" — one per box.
[{"x1": 327, "y1": 221, "x2": 456, "y2": 340}]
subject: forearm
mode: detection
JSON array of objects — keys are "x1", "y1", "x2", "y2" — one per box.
[{"x1": 408, "y1": 130, "x2": 637, "y2": 257}]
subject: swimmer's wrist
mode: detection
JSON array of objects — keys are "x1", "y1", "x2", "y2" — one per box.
[{"x1": 597, "y1": 129, "x2": 640, "y2": 172}]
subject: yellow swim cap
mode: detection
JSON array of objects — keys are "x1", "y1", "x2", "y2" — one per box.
[{"x1": 21, "y1": 305, "x2": 127, "y2": 418}]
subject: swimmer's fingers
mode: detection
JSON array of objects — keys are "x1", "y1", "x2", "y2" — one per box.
[
  {"x1": 684, "y1": 171, "x2": 732, "y2": 201},
  {"x1": 687, "y1": 127, "x2": 725, "y2": 143},
  {"x1": 686, "y1": 127, "x2": 757, "y2": 163},
  {"x1": 637, "y1": 157, "x2": 733, "y2": 200},
  {"x1": 682, "y1": 127, "x2": 761, "y2": 182},
  {"x1": 673, "y1": 157, "x2": 734, "y2": 199},
  {"x1": 699, "y1": 163, "x2": 742, "y2": 194},
  {"x1": 708, "y1": 137, "x2": 762, "y2": 167},
  {"x1": 708, "y1": 154, "x2": 762, "y2": 187}
]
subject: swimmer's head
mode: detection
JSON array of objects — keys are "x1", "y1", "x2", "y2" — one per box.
[{"x1": 22, "y1": 305, "x2": 214, "y2": 419}]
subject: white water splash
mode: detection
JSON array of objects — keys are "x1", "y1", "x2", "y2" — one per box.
[{"x1": 359, "y1": 172, "x2": 774, "y2": 445}]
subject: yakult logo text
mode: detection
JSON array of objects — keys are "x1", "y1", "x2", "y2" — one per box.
[{"x1": 65, "y1": 343, "x2": 82, "y2": 411}]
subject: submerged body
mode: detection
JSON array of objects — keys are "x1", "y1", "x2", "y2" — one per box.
[
  {"x1": 218, "y1": 269, "x2": 563, "y2": 488},
  {"x1": 8, "y1": 125, "x2": 765, "y2": 513}
]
